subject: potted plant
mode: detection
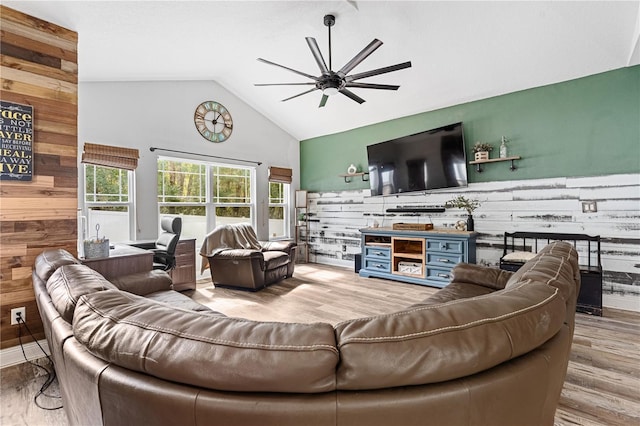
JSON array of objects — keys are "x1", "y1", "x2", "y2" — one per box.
[
  {"x1": 446, "y1": 195, "x2": 480, "y2": 231},
  {"x1": 473, "y1": 142, "x2": 493, "y2": 161},
  {"x1": 297, "y1": 211, "x2": 307, "y2": 225}
]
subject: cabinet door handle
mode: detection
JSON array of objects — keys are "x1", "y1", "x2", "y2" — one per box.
[
  {"x1": 437, "y1": 273, "x2": 450, "y2": 279},
  {"x1": 373, "y1": 251, "x2": 385, "y2": 256},
  {"x1": 440, "y1": 243, "x2": 448, "y2": 250},
  {"x1": 437, "y1": 258, "x2": 451, "y2": 263},
  {"x1": 375, "y1": 264, "x2": 386, "y2": 269}
]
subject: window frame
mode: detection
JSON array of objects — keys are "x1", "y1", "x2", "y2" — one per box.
[
  {"x1": 268, "y1": 181, "x2": 291, "y2": 239},
  {"x1": 157, "y1": 156, "x2": 257, "y2": 236},
  {"x1": 82, "y1": 163, "x2": 136, "y2": 241}
]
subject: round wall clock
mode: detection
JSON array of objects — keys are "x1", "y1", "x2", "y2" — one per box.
[{"x1": 194, "y1": 101, "x2": 233, "y2": 143}]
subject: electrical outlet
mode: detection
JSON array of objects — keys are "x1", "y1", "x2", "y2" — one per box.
[
  {"x1": 581, "y1": 201, "x2": 598, "y2": 213},
  {"x1": 11, "y1": 307, "x2": 26, "y2": 325}
]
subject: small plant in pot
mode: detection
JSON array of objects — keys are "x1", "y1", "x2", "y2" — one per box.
[
  {"x1": 446, "y1": 195, "x2": 480, "y2": 231},
  {"x1": 473, "y1": 142, "x2": 493, "y2": 161}
]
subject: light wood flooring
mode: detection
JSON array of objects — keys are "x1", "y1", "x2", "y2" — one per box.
[{"x1": 1, "y1": 263, "x2": 638, "y2": 425}]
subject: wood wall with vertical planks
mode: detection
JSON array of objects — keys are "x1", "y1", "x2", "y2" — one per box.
[
  {"x1": 0, "y1": 6, "x2": 78, "y2": 349},
  {"x1": 306, "y1": 173, "x2": 640, "y2": 312}
]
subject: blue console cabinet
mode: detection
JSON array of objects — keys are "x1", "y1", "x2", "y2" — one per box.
[{"x1": 359, "y1": 227, "x2": 477, "y2": 288}]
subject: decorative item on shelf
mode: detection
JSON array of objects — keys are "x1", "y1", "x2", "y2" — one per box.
[
  {"x1": 499, "y1": 136, "x2": 508, "y2": 158},
  {"x1": 392, "y1": 223, "x2": 434, "y2": 231},
  {"x1": 473, "y1": 142, "x2": 493, "y2": 161},
  {"x1": 297, "y1": 211, "x2": 307, "y2": 225},
  {"x1": 347, "y1": 164, "x2": 357, "y2": 174},
  {"x1": 83, "y1": 224, "x2": 109, "y2": 259},
  {"x1": 455, "y1": 220, "x2": 467, "y2": 231},
  {"x1": 445, "y1": 195, "x2": 480, "y2": 232}
]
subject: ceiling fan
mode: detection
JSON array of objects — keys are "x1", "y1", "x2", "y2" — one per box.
[{"x1": 255, "y1": 14, "x2": 412, "y2": 108}]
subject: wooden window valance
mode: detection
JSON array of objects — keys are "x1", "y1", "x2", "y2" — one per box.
[
  {"x1": 82, "y1": 143, "x2": 139, "y2": 171},
  {"x1": 268, "y1": 166, "x2": 292, "y2": 184}
]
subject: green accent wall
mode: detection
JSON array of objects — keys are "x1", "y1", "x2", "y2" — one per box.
[{"x1": 300, "y1": 66, "x2": 640, "y2": 191}]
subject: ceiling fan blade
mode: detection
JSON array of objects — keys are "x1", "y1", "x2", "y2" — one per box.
[
  {"x1": 345, "y1": 82, "x2": 400, "y2": 90},
  {"x1": 346, "y1": 61, "x2": 412, "y2": 82},
  {"x1": 281, "y1": 87, "x2": 319, "y2": 102},
  {"x1": 255, "y1": 82, "x2": 316, "y2": 86},
  {"x1": 257, "y1": 58, "x2": 319, "y2": 81},
  {"x1": 319, "y1": 94, "x2": 329, "y2": 108},
  {"x1": 337, "y1": 39, "x2": 383, "y2": 77},
  {"x1": 339, "y1": 88, "x2": 366, "y2": 104},
  {"x1": 306, "y1": 37, "x2": 330, "y2": 75}
]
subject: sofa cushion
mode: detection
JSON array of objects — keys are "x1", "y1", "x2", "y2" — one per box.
[
  {"x1": 505, "y1": 242, "x2": 580, "y2": 302},
  {"x1": 35, "y1": 249, "x2": 80, "y2": 282},
  {"x1": 415, "y1": 282, "x2": 494, "y2": 307},
  {"x1": 262, "y1": 250, "x2": 290, "y2": 270},
  {"x1": 47, "y1": 264, "x2": 117, "y2": 322},
  {"x1": 145, "y1": 290, "x2": 225, "y2": 316},
  {"x1": 335, "y1": 281, "x2": 569, "y2": 390},
  {"x1": 502, "y1": 251, "x2": 536, "y2": 262},
  {"x1": 108, "y1": 270, "x2": 173, "y2": 296},
  {"x1": 73, "y1": 290, "x2": 339, "y2": 393}
]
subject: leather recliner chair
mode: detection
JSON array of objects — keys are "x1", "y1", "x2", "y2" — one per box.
[{"x1": 200, "y1": 223, "x2": 296, "y2": 291}]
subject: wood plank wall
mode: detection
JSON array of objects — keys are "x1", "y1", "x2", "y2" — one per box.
[
  {"x1": 306, "y1": 173, "x2": 640, "y2": 312},
  {"x1": 0, "y1": 6, "x2": 78, "y2": 349}
]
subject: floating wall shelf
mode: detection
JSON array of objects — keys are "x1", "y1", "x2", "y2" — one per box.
[
  {"x1": 339, "y1": 172, "x2": 369, "y2": 183},
  {"x1": 468, "y1": 156, "x2": 521, "y2": 173}
]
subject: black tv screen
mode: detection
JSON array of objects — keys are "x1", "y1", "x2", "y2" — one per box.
[{"x1": 366, "y1": 122, "x2": 467, "y2": 196}]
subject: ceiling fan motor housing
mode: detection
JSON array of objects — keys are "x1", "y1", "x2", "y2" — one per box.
[{"x1": 317, "y1": 72, "x2": 344, "y2": 91}]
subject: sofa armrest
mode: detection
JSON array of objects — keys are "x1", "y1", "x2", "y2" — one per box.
[
  {"x1": 451, "y1": 263, "x2": 514, "y2": 291},
  {"x1": 109, "y1": 270, "x2": 173, "y2": 296},
  {"x1": 261, "y1": 240, "x2": 296, "y2": 256}
]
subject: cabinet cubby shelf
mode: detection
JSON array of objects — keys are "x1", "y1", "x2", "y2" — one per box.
[{"x1": 469, "y1": 156, "x2": 521, "y2": 173}]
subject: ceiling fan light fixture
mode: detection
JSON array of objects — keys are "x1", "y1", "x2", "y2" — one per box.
[{"x1": 322, "y1": 87, "x2": 339, "y2": 96}]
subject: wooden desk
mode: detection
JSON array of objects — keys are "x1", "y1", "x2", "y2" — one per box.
[{"x1": 81, "y1": 244, "x2": 153, "y2": 279}]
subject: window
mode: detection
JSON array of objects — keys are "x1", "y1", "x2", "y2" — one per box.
[
  {"x1": 269, "y1": 181, "x2": 290, "y2": 238},
  {"x1": 83, "y1": 164, "x2": 134, "y2": 242},
  {"x1": 157, "y1": 158, "x2": 255, "y2": 249}
]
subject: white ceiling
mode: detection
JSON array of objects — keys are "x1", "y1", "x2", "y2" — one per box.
[{"x1": 5, "y1": 1, "x2": 640, "y2": 140}]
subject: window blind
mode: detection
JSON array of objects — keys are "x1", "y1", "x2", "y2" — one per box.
[
  {"x1": 82, "y1": 143, "x2": 139, "y2": 170},
  {"x1": 268, "y1": 166, "x2": 292, "y2": 184}
]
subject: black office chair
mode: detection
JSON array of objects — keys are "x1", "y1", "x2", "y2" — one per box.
[{"x1": 131, "y1": 216, "x2": 182, "y2": 271}]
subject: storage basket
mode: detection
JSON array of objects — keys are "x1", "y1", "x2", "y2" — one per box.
[
  {"x1": 83, "y1": 239, "x2": 109, "y2": 259},
  {"x1": 398, "y1": 261, "x2": 421, "y2": 275}
]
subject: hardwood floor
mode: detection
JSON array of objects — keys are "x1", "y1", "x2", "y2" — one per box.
[{"x1": 1, "y1": 263, "x2": 638, "y2": 425}]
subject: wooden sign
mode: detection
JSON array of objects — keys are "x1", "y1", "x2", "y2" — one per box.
[{"x1": 1, "y1": 101, "x2": 33, "y2": 181}]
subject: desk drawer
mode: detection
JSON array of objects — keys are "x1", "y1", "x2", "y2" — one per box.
[
  {"x1": 426, "y1": 239, "x2": 464, "y2": 254},
  {"x1": 365, "y1": 246, "x2": 391, "y2": 260},
  {"x1": 364, "y1": 259, "x2": 391, "y2": 273},
  {"x1": 425, "y1": 267, "x2": 454, "y2": 283},
  {"x1": 426, "y1": 252, "x2": 462, "y2": 268}
]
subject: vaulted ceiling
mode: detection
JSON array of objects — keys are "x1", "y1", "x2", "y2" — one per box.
[{"x1": 5, "y1": 1, "x2": 640, "y2": 140}]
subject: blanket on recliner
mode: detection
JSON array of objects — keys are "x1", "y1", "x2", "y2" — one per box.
[{"x1": 199, "y1": 223, "x2": 262, "y2": 273}]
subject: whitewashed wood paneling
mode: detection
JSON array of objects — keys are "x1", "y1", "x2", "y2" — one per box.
[{"x1": 306, "y1": 173, "x2": 640, "y2": 312}]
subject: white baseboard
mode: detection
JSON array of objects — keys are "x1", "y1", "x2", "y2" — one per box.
[{"x1": 0, "y1": 339, "x2": 51, "y2": 369}]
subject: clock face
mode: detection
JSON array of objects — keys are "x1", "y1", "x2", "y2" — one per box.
[{"x1": 194, "y1": 101, "x2": 233, "y2": 143}]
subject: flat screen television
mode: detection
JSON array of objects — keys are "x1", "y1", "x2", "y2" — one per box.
[{"x1": 366, "y1": 122, "x2": 467, "y2": 196}]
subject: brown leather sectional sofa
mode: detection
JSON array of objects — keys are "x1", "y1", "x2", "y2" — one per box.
[{"x1": 32, "y1": 241, "x2": 580, "y2": 426}]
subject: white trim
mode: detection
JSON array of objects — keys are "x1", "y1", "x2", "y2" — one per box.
[{"x1": 0, "y1": 339, "x2": 51, "y2": 369}]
